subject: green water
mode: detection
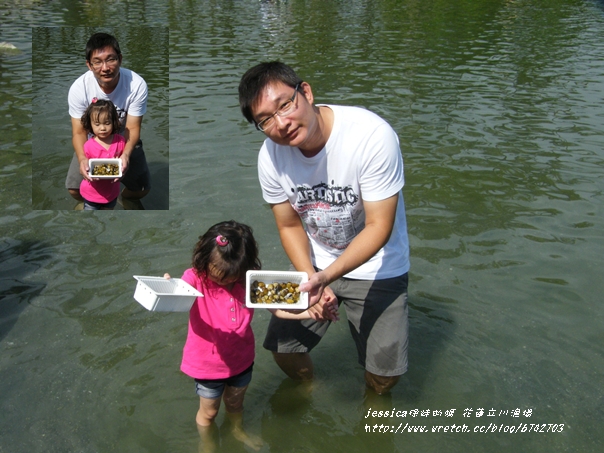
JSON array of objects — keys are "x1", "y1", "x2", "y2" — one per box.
[{"x1": 1, "y1": 1, "x2": 604, "y2": 452}]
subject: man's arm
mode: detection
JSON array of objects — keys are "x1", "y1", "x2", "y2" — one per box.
[
  {"x1": 71, "y1": 117, "x2": 91, "y2": 181},
  {"x1": 120, "y1": 114, "x2": 143, "y2": 174},
  {"x1": 271, "y1": 201, "x2": 315, "y2": 275},
  {"x1": 270, "y1": 201, "x2": 338, "y2": 321},
  {"x1": 300, "y1": 193, "x2": 400, "y2": 302}
]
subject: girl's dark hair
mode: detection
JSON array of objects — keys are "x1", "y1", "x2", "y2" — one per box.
[
  {"x1": 239, "y1": 61, "x2": 303, "y2": 124},
  {"x1": 81, "y1": 100, "x2": 121, "y2": 136},
  {"x1": 192, "y1": 220, "x2": 261, "y2": 282},
  {"x1": 85, "y1": 32, "x2": 121, "y2": 62}
]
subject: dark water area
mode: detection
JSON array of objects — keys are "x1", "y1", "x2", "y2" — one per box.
[{"x1": 1, "y1": 1, "x2": 604, "y2": 452}]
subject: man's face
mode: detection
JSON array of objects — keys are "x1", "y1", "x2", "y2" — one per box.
[
  {"x1": 86, "y1": 46, "x2": 122, "y2": 89},
  {"x1": 252, "y1": 81, "x2": 316, "y2": 150}
]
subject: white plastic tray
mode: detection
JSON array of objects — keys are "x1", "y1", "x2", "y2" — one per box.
[
  {"x1": 133, "y1": 275, "x2": 202, "y2": 312},
  {"x1": 88, "y1": 158, "x2": 122, "y2": 179},
  {"x1": 246, "y1": 270, "x2": 308, "y2": 309}
]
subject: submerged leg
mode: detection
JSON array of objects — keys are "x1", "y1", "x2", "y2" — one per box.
[
  {"x1": 196, "y1": 396, "x2": 221, "y2": 453},
  {"x1": 272, "y1": 352, "x2": 314, "y2": 381},
  {"x1": 223, "y1": 385, "x2": 263, "y2": 451},
  {"x1": 68, "y1": 188, "x2": 85, "y2": 202},
  {"x1": 364, "y1": 371, "x2": 400, "y2": 395}
]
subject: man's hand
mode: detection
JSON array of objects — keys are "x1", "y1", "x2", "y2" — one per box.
[
  {"x1": 79, "y1": 158, "x2": 92, "y2": 181},
  {"x1": 299, "y1": 270, "x2": 331, "y2": 308},
  {"x1": 115, "y1": 152, "x2": 130, "y2": 183}
]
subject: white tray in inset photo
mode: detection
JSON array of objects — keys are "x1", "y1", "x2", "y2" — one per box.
[{"x1": 88, "y1": 158, "x2": 123, "y2": 179}]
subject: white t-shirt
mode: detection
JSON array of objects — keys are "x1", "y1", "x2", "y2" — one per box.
[
  {"x1": 258, "y1": 104, "x2": 410, "y2": 280},
  {"x1": 68, "y1": 68, "x2": 147, "y2": 132}
]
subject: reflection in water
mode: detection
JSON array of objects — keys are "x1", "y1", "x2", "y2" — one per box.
[{"x1": 2, "y1": 0, "x2": 604, "y2": 452}]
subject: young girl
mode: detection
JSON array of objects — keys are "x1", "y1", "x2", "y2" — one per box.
[
  {"x1": 79, "y1": 99, "x2": 124, "y2": 210},
  {"x1": 165, "y1": 220, "x2": 337, "y2": 451}
]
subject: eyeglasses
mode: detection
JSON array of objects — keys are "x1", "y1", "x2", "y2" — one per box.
[
  {"x1": 89, "y1": 56, "x2": 119, "y2": 70},
  {"x1": 255, "y1": 83, "x2": 301, "y2": 132}
]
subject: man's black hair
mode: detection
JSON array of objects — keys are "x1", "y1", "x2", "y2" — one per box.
[
  {"x1": 239, "y1": 61, "x2": 303, "y2": 124},
  {"x1": 85, "y1": 33, "x2": 121, "y2": 62}
]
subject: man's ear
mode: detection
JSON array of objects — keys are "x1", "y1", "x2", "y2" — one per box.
[{"x1": 300, "y1": 81, "x2": 314, "y2": 105}]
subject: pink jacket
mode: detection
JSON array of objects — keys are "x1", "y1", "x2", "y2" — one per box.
[
  {"x1": 180, "y1": 268, "x2": 255, "y2": 379},
  {"x1": 79, "y1": 134, "x2": 125, "y2": 203}
]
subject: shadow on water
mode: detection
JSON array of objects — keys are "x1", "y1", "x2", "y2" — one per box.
[
  {"x1": 261, "y1": 379, "x2": 323, "y2": 452},
  {"x1": 0, "y1": 239, "x2": 50, "y2": 341},
  {"x1": 403, "y1": 294, "x2": 456, "y2": 403}
]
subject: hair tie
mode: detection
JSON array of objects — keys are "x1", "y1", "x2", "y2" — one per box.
[
  {"x1": 91, "y1": 97, "x2": 98, "y2": 103},
  {"x1": 216, "y1": 235, "x2": 229, "y2": 247}
]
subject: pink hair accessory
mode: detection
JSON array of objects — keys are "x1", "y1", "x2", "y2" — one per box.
[
  {"x1": 91, "y1": 97, "x2": 98, "y2": 103},
  {"x1": 216, "y1": 235, "x2": 229, "y2": 247}
]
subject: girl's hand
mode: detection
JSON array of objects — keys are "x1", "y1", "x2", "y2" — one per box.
[
  {"x1": 307, "y1": 287, "x2": 339, "y2": 322},
  {"x1": 321, "y1": 290, "x2": 339, "y2": 322}
]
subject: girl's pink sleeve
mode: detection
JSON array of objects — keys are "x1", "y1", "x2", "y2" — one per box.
[{"x1": 181, "y1": 268, "x2": 197, "y2": 287}]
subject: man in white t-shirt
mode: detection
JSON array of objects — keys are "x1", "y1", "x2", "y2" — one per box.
[
  {"x1": 66, "y1": 33, "x2": 150, "y2": 206},
  {"x1": 239, "y1": 62, "x2": 410, "y2": 395}
]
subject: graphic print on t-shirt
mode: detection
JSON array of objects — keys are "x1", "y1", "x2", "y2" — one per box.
[
  {"x1": 115, "y1": 106, "x2": 127, "y2": 128},
  {"x1": 292, "y1": 181, "x2": 361, "y2": 250}
]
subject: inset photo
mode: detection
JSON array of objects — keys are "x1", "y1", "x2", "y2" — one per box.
[{"x1": 32, "y1": 27, "x2": 169, "y2": 210}]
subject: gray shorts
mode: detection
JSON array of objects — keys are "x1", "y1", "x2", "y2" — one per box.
[
  {"x1": 263, "y1": 273, "x2": 409, "y2": 377},
  {"x1": 65, "y1": 140, "x2": 151, "y2": 192}
]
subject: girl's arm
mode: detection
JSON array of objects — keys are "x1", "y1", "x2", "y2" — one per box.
[
  {"x1": 269, "y1": 292, "x2": 339, "y2": 321},
  {"x1": 269, "y1": 308, "x2": 310, "y2": 320}
]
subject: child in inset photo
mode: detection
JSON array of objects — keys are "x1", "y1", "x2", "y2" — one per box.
[
  {"x1": 79, "y1": 98, "x2": 124, "y2": 210},
  {"x1": 165, "y1": 220, "x2": 337, "y2": 452}
]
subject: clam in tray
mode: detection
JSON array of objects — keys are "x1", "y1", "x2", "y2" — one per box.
[{"x1": 245, "y1": 271, "x2": 309, "y2": 309}]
